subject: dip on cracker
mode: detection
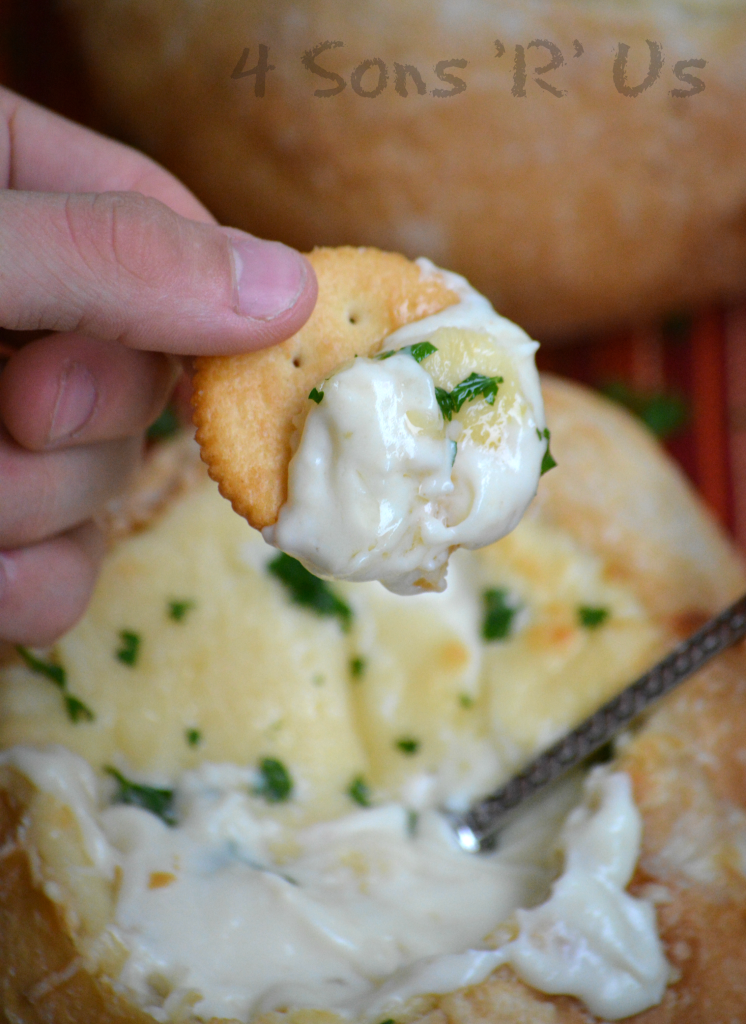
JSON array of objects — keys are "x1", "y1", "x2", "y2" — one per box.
[{"x1": 194, "y1": 248, "x2": 548, "y2": 594}]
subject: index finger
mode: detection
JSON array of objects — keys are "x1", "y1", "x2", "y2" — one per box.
[{"x1": 0, "y1": 87, "x2": 211, "y2": 222}]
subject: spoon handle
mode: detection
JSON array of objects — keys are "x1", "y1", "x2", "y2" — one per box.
[{"x1": 452, "y1": 592, "x2": 746, "y2": 852}]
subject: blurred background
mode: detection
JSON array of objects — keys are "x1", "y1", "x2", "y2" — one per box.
[{"x1": 2, "y1": 0, "x2": 745, "y2": 546}]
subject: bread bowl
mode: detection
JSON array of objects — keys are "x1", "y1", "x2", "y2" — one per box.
[
  {"x1": 2, "y1": 364, "x2": 746, "y2": 1020},
  {"x1": 62, "y1": 0, "x2": 746, "y2": 337}
]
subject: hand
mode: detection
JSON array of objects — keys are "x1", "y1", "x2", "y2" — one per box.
[{"x1": 0, "y1": 88, "x2": 317, "y2": 646}]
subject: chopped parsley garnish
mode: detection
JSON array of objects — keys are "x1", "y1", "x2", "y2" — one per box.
[
  {"x1": 585, "y1": 740, "x2": 615, "y2": 767},
  {"x1": 267, "y1": 553, "x2": 353, "y2": 632},
  {"x1": 450, "y1": 372, "x2": 502, "y2": 411},
  {"x1": 348, "y1": 775, "x2": 372, "y2": 807},
  {"x1": 375, "y1": 341, "x2": 438, "y2": 364},
  {"x1": 578, "y1": 605, "x2": 610, "y2": 629},
  {"x1": 378, "y1": 1019, "x2": 396, "y2": 1024},
  {"x1": 350, "y1": 656, "x2": 366, "y2": 679},
  {"x1": 116, "y1": 630, "x2": 141, "y2": 666},
  {"x1": 186, "y1": 728, "x2": 202, "y2": 747},
  {"x1": 16, "y1": 646, "x2": 94, "y2": 723},
  {"x1": 459, "y1": 693, "x2": 475, "y2": 709},
  {"x1": 308, "y1": 387, "x2": 324, "y2": 404},
  {"x1": 64, "y1": 695, "x2": 94, "y2": 722},
  {"x1": 168, "y1": 599, "x2": 195, "y2": 622},
  {"x1": 253, "y1": 757, "x2": 293, "y2": 803},
  {"x1": 482, "y1": 589, "x2": 519, "y2": 641},
  {"x1": 538, "y1": 427, "x2": 557, "y2": 475},
  {"x1": 395, "y1": 737, "x2": 420, "y2": 755},
  {"x1": 16, "y1": 646, "x2": 65, "y2": 688},
  {"x1": 105, "y1": 767, "x2": 176, "y2": 826},
  {"x1": 601, "y1": 381, "x2": 688, "y2": 440},
  {"x1": 406, "y1": 811, "x2": 419, "y2": 837},
  {"x1": 449, "y1": 439, "x2": 457, "y2": 466},
  {"x1": 435, "y1": 373, "x2": 502, "y2": 421},
  {"x1": 146, "y1": 405, "x2": 180, "y2": 441},
  {"x1": 435, "y1": 386, "x2": 454, "y2": 420}
]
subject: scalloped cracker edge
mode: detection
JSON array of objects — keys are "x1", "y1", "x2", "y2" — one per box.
[{"x1": 192, "y1": 247, "x2": 458, "y2": 529}]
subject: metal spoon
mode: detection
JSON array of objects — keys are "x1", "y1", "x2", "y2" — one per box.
[{"x1": 450, "y1": 592, "x2": 746, "y2": 852}]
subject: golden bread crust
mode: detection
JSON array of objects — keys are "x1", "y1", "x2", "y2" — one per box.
[
  {"x1": 0, "y1": 784, "x2": 153, "y2": 1024},
  {"x1": 95, "y1": 432, "x2": 207, "y2": 543},
  {"x1": 192, "y1": 247, "x2": 457, "y2": 529},
  {"x1": 537, "y1": 376, "x2": 745, "y2": 618},
  {"x1": 3, "y1": 377, "x2": 746, "y2": 1022}
]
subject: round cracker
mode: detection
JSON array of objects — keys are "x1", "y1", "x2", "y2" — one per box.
[{"x1": 192, "y1": 247, "x2": 458, "y2": 530}]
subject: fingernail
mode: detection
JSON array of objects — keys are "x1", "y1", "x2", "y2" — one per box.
[
  {"x1": 48, "y1": 362, "x2": 98, "y2": 444},
  {"x1": 228, "y1": 232, "x2": 308, "y2": 320}
]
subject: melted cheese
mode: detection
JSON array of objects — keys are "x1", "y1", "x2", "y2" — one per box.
[
  {"x1": 0, "y1": 469, "x2": 675, "y2": 1019},
  {"x1": 0, "y1": 475, "x2": 666, "y2": 822},
  {"x1": 264, "y1": 262, "x2": 545, "y2": 595},
  {"x1": 1, "y1": 747, "x2": 668, "y2": 1022}
]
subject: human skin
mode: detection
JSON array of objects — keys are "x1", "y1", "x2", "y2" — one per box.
[{"x1": 0, "y1": 87, "x2": 318, "y2": 646}]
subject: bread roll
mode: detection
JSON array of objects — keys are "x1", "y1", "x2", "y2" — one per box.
[{"x1": 63, "y1": 0, "x2": 746, "y2": 338}]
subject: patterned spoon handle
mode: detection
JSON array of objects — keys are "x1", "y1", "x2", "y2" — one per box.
[{"x1": 451, "y1": 592, "x2": 746, "y2": 852}]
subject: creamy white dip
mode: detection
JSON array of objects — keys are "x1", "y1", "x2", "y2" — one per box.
[
  {"x1": 3, "y1": 747, "x2": 668, "y2": 1022},
  {"x1": 264, "y1": 261, "x2": 546, "y2": 595}
]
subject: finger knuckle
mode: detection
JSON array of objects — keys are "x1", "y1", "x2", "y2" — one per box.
[{"x1": 65, "y1": 192, "x2": 183, "y2": 293}]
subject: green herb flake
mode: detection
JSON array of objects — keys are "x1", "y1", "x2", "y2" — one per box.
[
  {"x1": 449, "y1": 439, "x2": 458, "y2": 467},
  {"x1": 350, "y1": 656, "x2": 366, "y2": 679},
  {"x1": 435, "y1": 373, "x2": 502, "y2": 421},
  {"x1": 186, "y1": 728, "x2": 202, "y2": 747},
  {"x1": 116, "y1": 630, "x2": 141, "y2": 667},
  {"x1": 268, "y1": 553, "x2": 353, "y2": 632},
  {"x1": 395, "y1": 737, "x2": 420, "y2": 755},
  {"x1": 308, "y1": 387, "x2": 324, "y2": 404},
  {"x1": 435, "y1": 386, "x2": 455, "y2": 421},
  {"x1": 64, "y1": 695, "x2": 94, "y2": 723},
  {"x1": 146, "y1": 406, "x2": 180, "y2": 441},
  {"x1": 375, "y1": 341, "x2": 437, "y2": 364},
  {"x1": 539, "y1": 427, "x2": 557, "y2": 476},
  {"x1": 601, "y1": 381, "x2": 688, "y2": 441},
  {"x1": 459, "y1": 693, "x2": 475, "y2": 709},
  {"x1": 404, "y1": 341, "x2": 438, "y2": 363},
  {"x1": 585, "y1": 740, "x2": 615, "y2": 767},
  {"x1": 482, "y1": 589, "x2": 519, "y2": 641},
  {"x1": 578, "y1": 605, "x2": 610, "y2": 629},
  {"x1": 406, "y1": 811, "x2": 419, "y2": 838},
  {"x1": 17, "y1": 646, "x2": 94, "y2": 723},
  {"x1": 348, "y1": 775, "x2": 372, "y2": 807},
  {"x1": 105, "y1": 767, "x2": 176, "y2": 826},
  {"x1": 16, "y1": 646, "x2": 66, "y2": 689},
  {"x1": 168, "y1": 599, "x2": 195, "y2": 622},
  {"x1": 450, "y1": 372, "x2": 502, "y2": 412},
  {"x1": 378, "y1": 1019, "x2": 396, "y2": 1024},
  {"x1": 253, "y1": 757, "x2": 293, "y2": 803}
]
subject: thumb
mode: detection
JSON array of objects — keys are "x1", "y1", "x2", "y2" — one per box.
[{"x1": 0, "y1": 190, "x2": 317, "y2": 355}]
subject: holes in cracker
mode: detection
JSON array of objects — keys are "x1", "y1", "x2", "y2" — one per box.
[
  {"x1": 347, "y1": 308, "x2": 361, "y2": 325},
  {"x1": 292, "y1": 356, "x2": 302, "y2": 368}
]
